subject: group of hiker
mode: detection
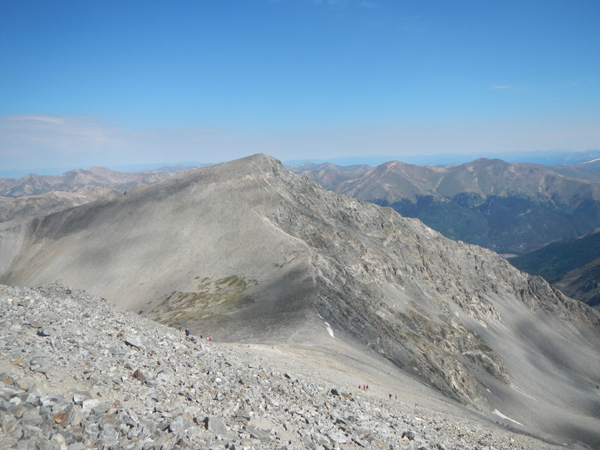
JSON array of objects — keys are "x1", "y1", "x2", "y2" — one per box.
[
  {"x1": 359, "y1": 384, "x2": 398, "y2": 400},
  {"x1": 184, "y1": 328, "x2": 399, "y2": 400},
  {"x1": 185, "y1": 328, "x2": 212, "y2": 341}
]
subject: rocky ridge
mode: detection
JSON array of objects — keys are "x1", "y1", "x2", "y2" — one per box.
[
  {"x1": 258, "y1": 158, "x2": 600, "y2": 402},
  {"x1": 0, "y1": 283, "x2": 567, "y2": 450}
]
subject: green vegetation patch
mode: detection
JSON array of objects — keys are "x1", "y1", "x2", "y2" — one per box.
[{"x1": 143, "y1": 276, "x2": 257, "y2": 327}]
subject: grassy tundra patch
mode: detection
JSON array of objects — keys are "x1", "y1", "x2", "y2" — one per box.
[{"x1": 141, "y1": 276, "x2": 257, "y2": 328}]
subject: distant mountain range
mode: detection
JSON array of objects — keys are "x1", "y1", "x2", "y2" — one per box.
[
  {"x1": 0, "y1": 186, "x2": 121, "y2": 223},
  {"x1": 0, "y1": 165, "x2": 192, "y2": 197},
  {"x1": 0, "y1": 166, "x2": 193, "y2": 222},
  {"x1": 285, "y1": 149, "x2": 600, "y2": 168},
  {"x1": 521, "y1": 160, "x2": 600, "y2": 182},
  {"x1": 287, "y1": 162, "x2": 372, "y2": 190},
  {"x1": 0, "y1": 162, "x2": 204, "y2": 179},
  {"x1": 293, "y1": 158, "x2": 600, "y2": 256}
]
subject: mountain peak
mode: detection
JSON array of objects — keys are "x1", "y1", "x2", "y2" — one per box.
[
  {"x1": 234, "y1": 152, "x2": 283, "y2": 167},
  {"x1": 201, "y1": 153, "x2": 285, "y2": 179}
]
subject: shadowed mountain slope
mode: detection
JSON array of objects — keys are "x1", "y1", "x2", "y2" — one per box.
[
  {"x1": 510, "y1": 230, "x2": 600, "y2": 308},
  {"x1": 554, "y1": 259, "x2": 600, "y2": 309},
  {"x1": 301, "y1": 158, "x2": 600, "y2": 255},
  {"x1": 1, "y1": 154, "x2": 600, "y2": 447}
]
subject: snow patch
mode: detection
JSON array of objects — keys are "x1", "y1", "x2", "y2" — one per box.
[
  {"x1": 581, "y1": 158, "x2": 600, "y2": 165},
  {"x1": 493, "y1": 409, "x2": 523, "y2": 426},
  {"x1": 318, "y1": 316, "x2": 334, "y2": 338}
]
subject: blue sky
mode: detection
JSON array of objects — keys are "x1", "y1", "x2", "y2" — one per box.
[{"x1": 1, "y1": 0, "x2": 599, "y2": 172}]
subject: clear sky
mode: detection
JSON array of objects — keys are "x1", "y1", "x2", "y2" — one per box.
[{"x1": 1, "y1": 0, "x2": 599, "y2": 172}]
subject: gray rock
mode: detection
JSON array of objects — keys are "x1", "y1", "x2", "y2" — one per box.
[
  {"x1": 245, "y1": 424, "x2": 270, "y2": 443},
  {"x1": 1, "y1": 414, "x2": 20, "y2": 434},
  {"x1": 124, "y1": 336, "x2": 144, "y2": 350},
  {"x1": 8, "y1": 402, "x2": 32, "y2": 419},
  {"x1": 133, "y1": 369, "x2": 148, "y2": 383},
  {"x1": 29, "y1": 354, "x2": 48, "y2": 366},
  {"x1": 25, "y1": 392, "x2": 40, "y2": 405},
  {"x1": 204, "y1": 416, "x2": 228, "y2": 436},
  {"x1": 156, "y1": 373, "x2": 171, "y2": 383},
  {"x1": 39, "y1": 394, "x2": 62, "y2": 407},
  {"x1": 67, "y1": 444, "x2": 86, "y2": 450},
  {"x1": 21, "y1": 409, "x2": 43, "y2": 426},
  {"x1": 51, "y1": 402, "x2": 74, "y2": 427},
  {"x1": 168, "y1": 415, "x2": 193, "y2": 438},
  {"x1": 402, "y1": 430, "x2": 415, "y2": 440},
  {"x1": 71, "y1": 390, "x2": 92, "y2": 406},
  {"x1": 98, "y1": 423, "x2": 118, "y2": 442},
  {"x1": 91, "y1": 402, "x2": 111, "y2": 416}
]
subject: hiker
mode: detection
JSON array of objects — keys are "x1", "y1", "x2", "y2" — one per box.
[{"x1": 185, "y1": 328, "x2": 190, "y2": 337}]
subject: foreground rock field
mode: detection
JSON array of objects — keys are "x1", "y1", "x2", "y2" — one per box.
[{"x1": 0, "y1": 284, "x2": 570, "y2": 449}]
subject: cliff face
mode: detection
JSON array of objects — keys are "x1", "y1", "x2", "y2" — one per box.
[{"x1": 1, "y1": 154, "x2": 599, "y2": 445}]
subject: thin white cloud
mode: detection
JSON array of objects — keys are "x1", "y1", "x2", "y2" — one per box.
[
  {"x1": 1, "y1": 114, "x2": 599, "y2": 171},
  {"x1": 491, "y1": 85, "x2": 511, "y2": 90},
  {"x1": 7, "y1": 115, "x2": 66, "y2": 124},
  {"x1": 0, "y1": 114, "x2": 239, "y2": 170}
]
